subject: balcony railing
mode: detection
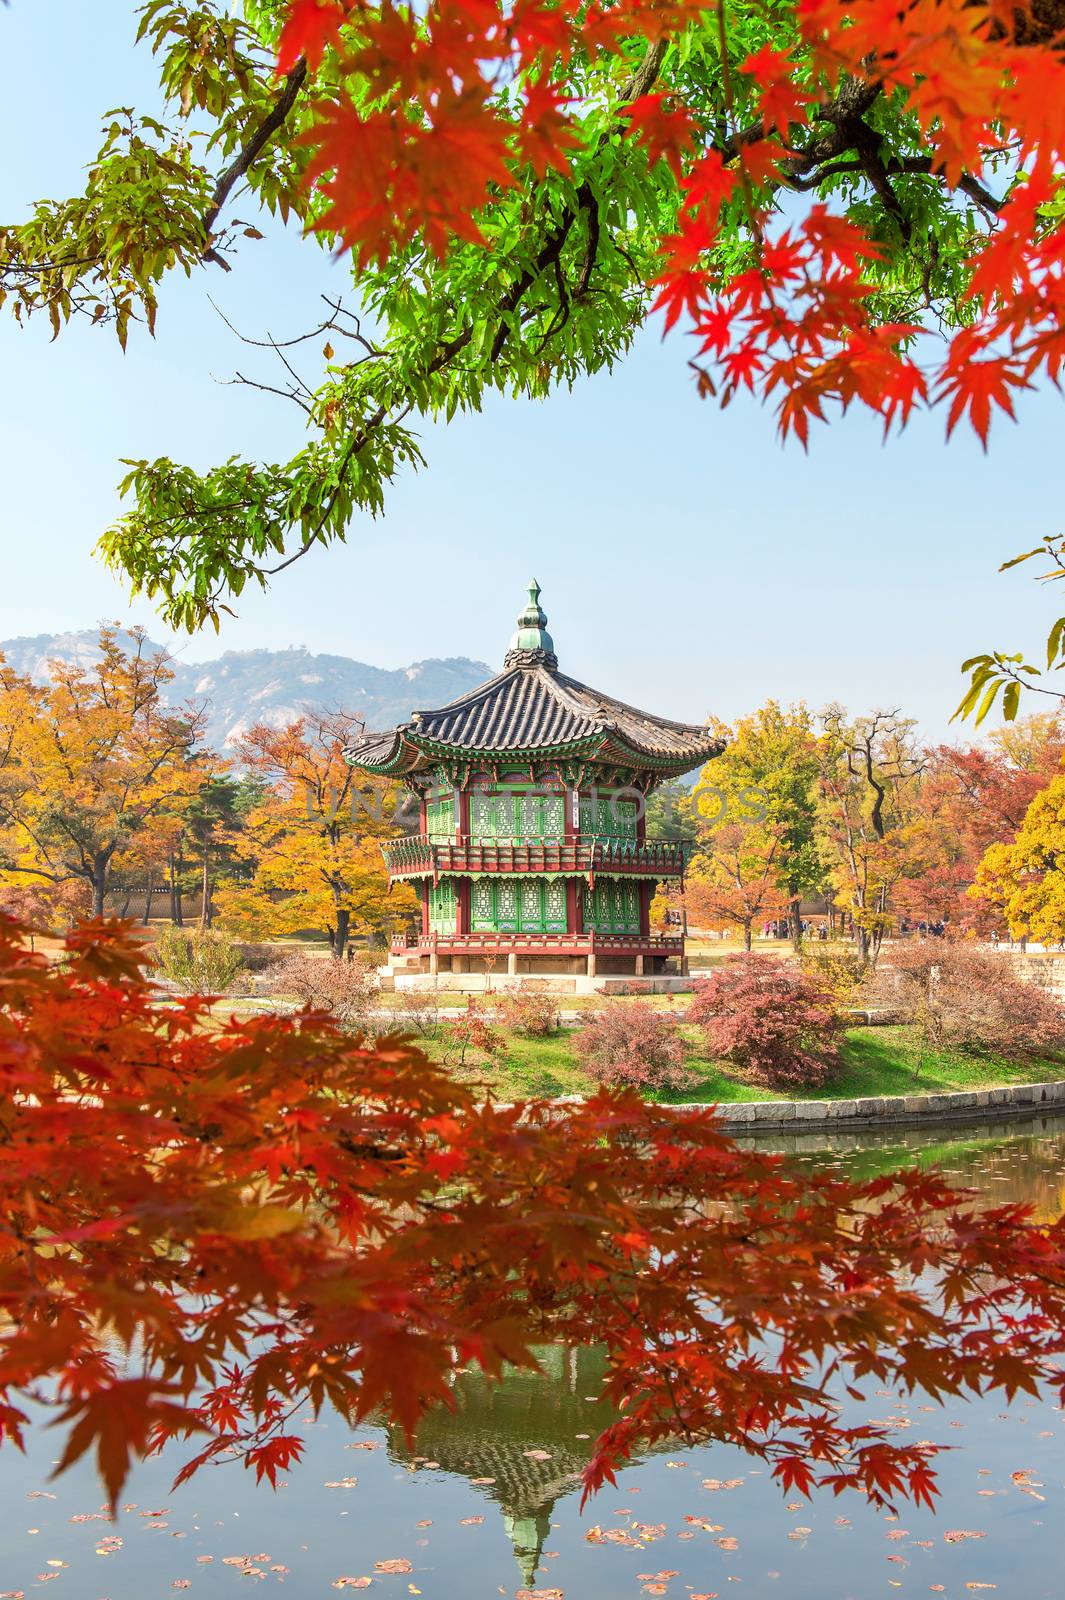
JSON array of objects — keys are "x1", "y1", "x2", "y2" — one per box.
[
  {"x1": 390, "y1": 930, "x2": 684, "y2": 958},
  {"x1": 382, "y1": 834, "x2": 688, "y2": 881}
]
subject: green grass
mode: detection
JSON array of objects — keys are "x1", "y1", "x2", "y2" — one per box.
[{"x1": 419, "y1": 1022, "x2": 1065, "y2": 1104}]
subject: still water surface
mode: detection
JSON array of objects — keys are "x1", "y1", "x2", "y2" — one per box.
[{"x1": 6, "y1": 1114, "x2": 1065, "y2": 1600}]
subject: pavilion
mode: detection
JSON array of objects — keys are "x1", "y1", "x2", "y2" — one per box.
[{"x1": 346, "y1": 583, "x2": 722, "y2": 986}]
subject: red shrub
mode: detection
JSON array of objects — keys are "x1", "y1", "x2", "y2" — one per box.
[
  {"x1": 574, "y1": 1001, "x2": 694, "y2": 1094},
  {"x1": 887, "y1": 942, "x2": 1065, "y2": 1060},
  {"x1": 497, "y1": 987, "x2": 562, "y2": 1037},
  {"x1": 688, "y1": 955, "x2": 843, "y2": 1091},
  {"x1": 442, "y1": 996, "x2": 504, "y2": 1067}
]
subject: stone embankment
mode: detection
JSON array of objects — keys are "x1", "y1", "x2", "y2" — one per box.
[{"x1": 688, "y1": 1077, "x2": 1065, "y2": 1133}]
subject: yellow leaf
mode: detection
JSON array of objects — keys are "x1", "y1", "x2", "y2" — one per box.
[{"x1": 219, "y1": 1205, "x2": 305, "y2": 1240}]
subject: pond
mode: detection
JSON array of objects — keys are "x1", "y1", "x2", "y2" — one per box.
[{"x1": 6, "y1": 1114, "x2": 1065, "y2": 1600}]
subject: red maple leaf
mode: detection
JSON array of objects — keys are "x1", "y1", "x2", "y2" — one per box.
[{"x1": 277, "y1": 0, "x2": 348, "y2": 75}]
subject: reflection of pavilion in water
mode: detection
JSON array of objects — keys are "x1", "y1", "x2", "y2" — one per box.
[{"x1": 385, "y1": 1346, "x2": 642, "y2": 1588}]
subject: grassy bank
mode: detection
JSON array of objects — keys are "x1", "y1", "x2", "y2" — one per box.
[{"x1": 419, "y1": 1023, "x2": 1065, "y2": 1103}]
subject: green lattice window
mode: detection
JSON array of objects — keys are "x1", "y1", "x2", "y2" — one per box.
[
  {"x1": 470, "y1": 790, "x2": 564, "y2": 841},
  {"x1": 578, "y1": 793, "x2": 638, "y2": 841},
  {"x1": 426, "y1": 793, "x2": 455, "y2": 840},
  {"x1": 583, "y1": 877, "x2": 640, "y2": 934},
  {"x1": 428, "y1": 878, "x2": 457, "y2": 930},
  {"x1": 470, "y1": 792, "x2": 516, "y2": 840},
  {"x1": 470, "y1": 876, "x2": 567, "y2": 932}
]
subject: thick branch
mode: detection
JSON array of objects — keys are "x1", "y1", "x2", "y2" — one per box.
[{"x1": 201, "y1": 58, "x2": 309, "y2": 267}]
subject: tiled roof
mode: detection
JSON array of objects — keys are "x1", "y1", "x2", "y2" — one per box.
[{"x1": 347, "y1": 661, "x2": 721, "y2": 774}]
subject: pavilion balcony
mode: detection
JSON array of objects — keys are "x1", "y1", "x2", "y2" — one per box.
[
  {"x1": 390, "y1": 930, "x2": 684, "y2": 960},
  {"x1": 381, "y1": 834, "x2": 689, "y2": 882}
]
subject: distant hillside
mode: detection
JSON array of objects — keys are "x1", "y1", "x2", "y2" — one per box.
[{"x1": 0, "y1": 629, "x2": 492, "y2": 753}]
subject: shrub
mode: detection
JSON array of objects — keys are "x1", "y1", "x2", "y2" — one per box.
[
  {"x1": 391, "y1": 988, "x2": 443, "y2": 1038},
  {"x1": 799, "y1": 942, "x2": 867, "y2": 1003},
  {"x1": 441, "y1": 997, "x2": 503, "y2": 1069},
  {"x1": 154, "y1": 927, "x2": 246, "y2": 996},
  {"x1": 234, "y1": 941, "x2": 288, "y2": 974},
  {"x1": 887, "y1": 942, "x2": 1065, "y2": 1061},
  {"x1": 688, "y1": 954, "x2": 843, "y2": 1091},
  {"x1": 496, "y1": 987, "x2": 562, "y2": 1037},
  {"x1": 272, "y1": 951, "x2": 380, "y2": 1037},
  {"x1": 574, "y1": 1002, "x2": 694, "y2": 1094}
]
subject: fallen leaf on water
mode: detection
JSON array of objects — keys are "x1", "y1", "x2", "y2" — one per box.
[
  {"x1": 515, "y1": 1591, "x2": 563, "y2": 1600},
  {"x1": 715, "y1": 1537, "x2": 739, "y2": 1551},
  {"x1": 522, "y1": 1450, "x2": 552, "y2": 1461},
  {"x1": 459, "y1": 1517, "x2": 484, "y2": 1526},
  {"x1": 332, "y1": 1581, "x2": 372, "y2": 1591},
  {"x1": 172, "y1": 1583, "x2": 191, "y2": 1590},
  {"x1": 375, "y1": 1561, "x2": 413, "y2": 1575},
  {"x1": 944, "y1": 1531, "x2": 986, "y2": 1544},
  {"x1": 964, "y1": 1586, "x2": 997, "y2": 1591}
]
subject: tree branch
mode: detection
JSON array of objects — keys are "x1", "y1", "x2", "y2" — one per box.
[{"x1": 201, "y1": 58, "x2": 309, "y2": 267}]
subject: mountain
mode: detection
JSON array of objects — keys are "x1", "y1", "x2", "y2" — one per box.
[{"x1": 0, "y1": 629, "x2": 493, "y2": 753}]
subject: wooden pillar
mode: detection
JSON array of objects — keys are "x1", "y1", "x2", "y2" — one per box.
[
  {"x1": 565, "y1": 784, "x2": 579, "y2": 841},
  {"x1": 420, "y1": 880, "x2": 430, "y2": 937},
  {"x1": 586, "y1": 950, "x2": 597, "y2": 978},
  {"x1": 457, "y1": 785, "x2": 470, "y2": 842},
  {"x1": 635, "y1": 953, "x2": 645, "y2": 977},
  {"x1": 420, "y1": 791, "x2": 428, "y2": 837},
  {"x1": 457, "y1": 878, "x2": 470, "y2": 935},
  {"x1": 566, "y1": 878, "x2": 579, "y2": 934},
  {"x1": 639, "y1": 881, "x2": 651, "y2": 938},
  {"x1": 507, "y1": 951, "x2": 518, "y2": 977}
]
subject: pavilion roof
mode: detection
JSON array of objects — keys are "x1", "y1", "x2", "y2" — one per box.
[
  {"x1": 347, "y1": 661, "x2": 721, "y2": 776},
  {"x1": 346, "y1": 584, "x2": 722, "y2": 778}
]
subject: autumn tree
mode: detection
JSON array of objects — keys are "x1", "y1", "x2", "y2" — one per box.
[
  {"x1": 972, "y1": 771, "x2": 1065, "y2": 945},
  {"x1": 693, "y1": 703, "x2": 825, "y2": 949},
  {"x1": 5, "y1": 4, "x2": 1065, "y2": 630},
  {"x1": 214, "y1": 712, "x2": 416, "y2": 957},
  {"x1": 894, "y1": 715, "x2": 1065, "y2": 931},
  {"x1": 818, "y1": 708, "x2": 924, "y2": 962},
  {"x1": 0, "y1": 629, "x2": 206, "y2": 919},
  {"x1": 684, "y1": 820, "x2": 788, "y2": 949}
]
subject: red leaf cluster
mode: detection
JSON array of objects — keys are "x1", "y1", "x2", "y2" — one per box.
[
  {"x1": 4, "y1": 914, "x2": 1065, "y2": 1511},
  {"x1": 277, "y1": 0, "x2": 1065, "y2": 440}
]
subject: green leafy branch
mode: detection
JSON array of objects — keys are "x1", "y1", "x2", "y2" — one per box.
[{"x1": 954, "y1": 534, "x2": 1065, "y2": 724}]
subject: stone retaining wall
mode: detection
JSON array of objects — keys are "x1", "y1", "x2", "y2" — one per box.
[{"x1": 679, "y1": 1076, "x2": 1065, "y2": 1133}]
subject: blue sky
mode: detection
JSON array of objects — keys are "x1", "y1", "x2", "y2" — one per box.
[{"x1": 1, "y1": 2, "x2": 1063, "y2": 741}]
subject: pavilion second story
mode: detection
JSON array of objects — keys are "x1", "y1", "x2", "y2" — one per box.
[{"x1": 382, "y1": 779, "x2": 691, "y2": 882}]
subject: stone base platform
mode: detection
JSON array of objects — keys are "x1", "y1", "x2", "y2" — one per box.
[{"x1": 379, "y1": 967, "x2": 694, "y2": 997}]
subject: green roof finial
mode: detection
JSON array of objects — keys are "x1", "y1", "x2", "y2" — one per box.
[{"x1": 505, "y1": 579, "x2": 556, "y2": 667}]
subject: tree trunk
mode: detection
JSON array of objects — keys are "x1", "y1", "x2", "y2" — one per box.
[
  {"x1": 200, "y1": 844, "x2": 212, "y2": 929},
  {"x1": 142, "y1": 872, "x2": 153, "y2": 925},
  {"x1": 119, "y1": 893, "x2": 132, "y2": 918},
  {"x1": 92, "y1": 876, "x2": 106, "y2": 919},
  {"x1": 789, "y1": 894, "x2": 802, "y2": 951},
  {"x1": 333, "y1": 908, "x2": 351, "y2": 961},
  {"x1": 743, "y1": 915, "x2": 752, "y2": 951},
  {"x1": 171, "y1": 851, "x2": 185, "y2": 926}
]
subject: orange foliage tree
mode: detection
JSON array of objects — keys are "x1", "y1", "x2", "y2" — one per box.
[
  {"x1": 214, "y1": 712, "x2": 417, "y2": 957},
  {"x1": 0, "y1": 630, "x2": 206, "y2": 920},
  {"x1": 4, "y1": 913, "x2": 1065, "y2": 1510}
]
